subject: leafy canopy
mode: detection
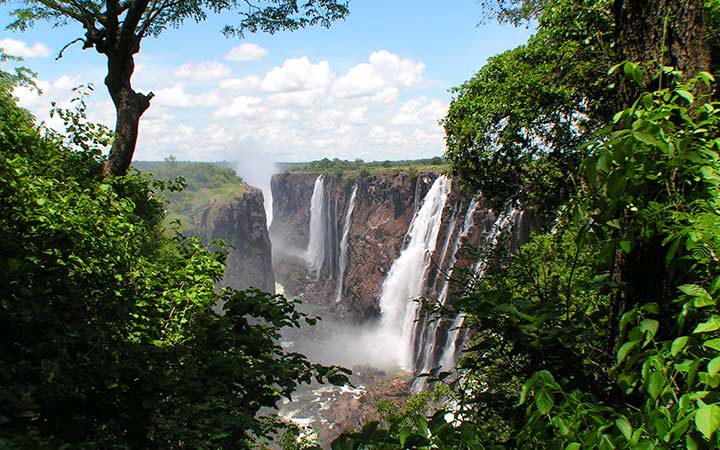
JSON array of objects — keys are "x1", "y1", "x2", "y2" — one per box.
[{"x1": 0, "y1": 69, "x2": 348, "y2": 449}]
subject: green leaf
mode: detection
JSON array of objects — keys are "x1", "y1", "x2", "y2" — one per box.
[
  {"x1": 646, "y1": 371, "x2": 665, "y2": 400},
  {"x1": 679, "y1": 284, "x2": 715, "y2": 307},
  {"x1": 617, "y1": 340, "x2": 640, "y2": 364},
  {"x1": 535, "y1": 388, "x2": 554, "y2": 415},
  {"x1": 633, "y1": 131, "x2": 657, "y2": 146},
  {"x1": 672, "y1": 336, "x2": 689, "y2": 357},
  {"x1": 640, "y1": 319, "x2": 659, "y2": 345},
  {"x1": 565, "y1": 443, "x2": 581, "y2": 450},
  {"x1": 699, "y1": 71, "x2": 715, "y2": 85},
  {"x1": 708, "y1": 357, "x2": 720, "y2": 377},
  {"x1": 694, "y1": 316, "x2": 720, "y2": 334},
  {"x1": 695, "y1": 404, "x2": 720, "y2": 440},
  {"x1": 616, "y1": 416, "x2": 632, "y2": 442},
  {"x1": 619, "y1": 239, "x2": 632, "y2": 253},
  {"x1": 398, "y1": 427, "x2": 412, "y2": 446},
  {"x1": 704, "y1": 338, "x2": 720, "y2": 351},
  {"x1": 676, "y1": 89, "x2": 695, "y2": 104}
]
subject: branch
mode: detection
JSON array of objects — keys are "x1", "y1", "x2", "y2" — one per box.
[
  {"x1": 55, "y1": 37, "x2": 85, "y2": 60},
  {"x1": 119, "y1": 0, "x2": 151, "y2": 49}
]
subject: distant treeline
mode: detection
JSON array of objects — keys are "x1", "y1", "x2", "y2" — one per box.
[
  {"x1": 132, "y1": 159, "x2": 247, "y2": 229},
  {"x1": 277, "y1": 156, "x2": 447, "y2": 174}
]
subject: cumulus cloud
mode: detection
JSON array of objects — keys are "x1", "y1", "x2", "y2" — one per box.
[
  {"x1": 13, "y1": 75, "x2": 82, "y2": 114},
  {"x1": 213, "y1": 96, "x2": 263, "y2": 118},
  {"x1": 0, "y1": 38, "x2": 50, "y2": 58},
  {"x1": 225, "y1": 43, "x2": 267, "y2": 62},
  {"x1": 266, "y1": 89, "x2": 326, "y2": 107},
  {"x1": 219, "y1": 76, "x2": 263, "y2": 92},
  {"x1": 391, "y1": 97, "x2": 448, "y2": 125},
  {"x1": 153, "y1": 84, "x2": 221, "y2": 108},
  {"x1": 261, "y1": 57, "x2": 331, "y2": 93},
  {"x1": 175, "y1": 61, "x2": 231, "y2": 81},
  {"x1": 332, "y1": 51, "x2": 425, "y2": 99}
]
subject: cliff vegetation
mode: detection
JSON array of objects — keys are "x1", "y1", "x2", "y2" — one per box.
[{"x1": 133, "y1": 160, "x2": 249, "y2": 231}]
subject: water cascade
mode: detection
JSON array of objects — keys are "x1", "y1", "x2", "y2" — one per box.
[
  {"x1": 414, "y1": 198, "x2": 479, "y2": 378},
  {"x1": 306, "y1": 175, "x2": 325, "y2": 278},
  {"x1": 335, "y1": 185, "x2": 358, "y2": 303},
  {"x1": 436, "y1": 207, "x2": 524, "y2": 372},
  {"x1": 378, "y1": 175, "x2": 451, "y2": 370}
]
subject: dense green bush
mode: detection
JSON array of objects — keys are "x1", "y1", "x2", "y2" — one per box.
[{"x1": 0, "y1": 75, "x2": 346, "y2": 449}]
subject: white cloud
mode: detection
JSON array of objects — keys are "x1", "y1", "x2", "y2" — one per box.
[
  {"x1": 266, "y1": 89, "x2": 325, "y2": 107},
  {"x1": 153, "y1": 84, "x2": 220, "y2": 109},
  {"x1": 225, "y1": 43, "x2": 267, "y2": 62},
  {"x1": 332, "y1": 50, "x2": 425, "y2": 99},
  {"x1": 219, "y1": 76, "x2": 263, "y2": 92},
  {"x1": 0, "y1": 38, "x2": 50, "y2": 58},
  {"x1": 214, "y1": 96, "x2": 263, "y2": 118},
  {"x1": 175, "y1": 61, "x2": 231, "y2": 81},
  {"x1": 261, "y1": 57, "x2": 331, "y2": 93},
  {"x1": 391, "y1": 97, "x2": 447, "y2": 125}
]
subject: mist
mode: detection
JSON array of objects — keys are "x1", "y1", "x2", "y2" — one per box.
[
  {"x1": 233, "y1": 152, "x2": 278, "y2": 226},
  {"x1": 286, "y1": 316, "x2": 406, "y2": 373}
]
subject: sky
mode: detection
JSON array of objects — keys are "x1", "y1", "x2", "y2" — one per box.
[{"x1": 0, "y1": 1, "x2": 535, "y2": 164}]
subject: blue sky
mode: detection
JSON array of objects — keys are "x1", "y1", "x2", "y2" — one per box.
[{"x1": 0, "y1": 0, "x2": 534, "y2": 164}]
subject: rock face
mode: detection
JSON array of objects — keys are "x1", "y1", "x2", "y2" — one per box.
[
  {"x1": 193, "y1": 186, "x2": 275, "y2": 293},
  {"x1": 270, "y1": 170, "x2": 532, "y2": 377},
  {"x1": 270, "y1": 172, "x2": 437, "y2": 320}
]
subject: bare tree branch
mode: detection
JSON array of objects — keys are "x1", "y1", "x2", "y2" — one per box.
[{"x1": 55, "y1": 37, "x2": 85, "y2": 60}]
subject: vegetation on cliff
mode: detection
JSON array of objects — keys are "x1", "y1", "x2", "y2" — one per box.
[
  {"x1": 133, "y1": 159, "x2": 248, "y2": 231},
  {"x1": 277, "y1": 156, "x2": 448, "y2": 177}
]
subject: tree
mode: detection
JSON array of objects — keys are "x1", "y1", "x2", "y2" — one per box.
[
  {"x1": 0, "y1": 73, "x2": 348, "y2": 449},
  {"x1": 613, "y1": 0, "x2": 710, "y2": 108},
  {"x1": 2, "y1": 0, "x2": 349, "y2": 177},
  {"x1": 443, "y1": 0, "x2": 615, "y2": 219}
]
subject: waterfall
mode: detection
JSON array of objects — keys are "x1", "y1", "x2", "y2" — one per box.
[
  {"x1": 335, "y1": 185, "x2": 358, "y2": 303},
  {"x1": 415, "y1": 198, "x2": 479, "y2": 381},
  {"x1": 436, "y1": 206, "x2": 522, "y2": 372},
  {"x1": 306, "y1": 175, "x2": 325, "y2": 278},
  {"x1": 378, "y1": 175, "x2": 451, "y2": 371}
]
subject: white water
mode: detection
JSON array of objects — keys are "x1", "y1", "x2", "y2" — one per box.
[
  {"x1": 417, "y1": 199, "x2": 479, "y2": 375},
  {"x1": 437, "y1": 207, "x2": 522, "y2": 371},
  {"x1": 306, "y1": 175, "x2": 325, "y2": 278},
  {"x1": 378, "y1": 175, "x2": 451, "y2": 371},
  {"x1": 335, "y1": 185, "x2": 358, "y2": 303}
]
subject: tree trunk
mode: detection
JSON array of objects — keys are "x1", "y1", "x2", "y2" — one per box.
[
  {"x1": 102, "y1": 52, "x2": 152, "y2": 177},
  {"x1": 606, "y1": 0, "x2": 710, "y2": 353},
  {"x1": 613, "y1": 0, "x2": 710, "y2": 108}
]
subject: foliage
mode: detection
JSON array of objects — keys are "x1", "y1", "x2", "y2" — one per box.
[
  {"x1": 0, "y1": 76, "x2": 347, "y2": 449},
  {"x1": 333, "y1": 72, "x2": 720, "y2": 450},
  {"x1": 444, "y1": 0, "x2": 615, "y2": 220},
  {"x1": 513, "y1": 72, "x2": 720, "y2": 449},
  {"x1": 133, "y1": 159, "x2": 248, "y2": 227},
  {"x1": 278, "y1": 157, "x2": 447, "y2": 176}
]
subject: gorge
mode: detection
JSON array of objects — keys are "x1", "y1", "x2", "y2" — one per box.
[
  {"x1": 183, "y1": 165, "x2": 533, "y2": 442},
  {"x1": 268, "y1": 170, "x2": 531, "y2": 379}
]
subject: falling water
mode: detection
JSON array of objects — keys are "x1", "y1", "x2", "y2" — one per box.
[
  {"x1": 335, "y1": 185, "x2": 358, "y2": 303},
  {"x1": 437, "y1": 207, "x2": 522, "y2": 371},
  {"x1": 378, "y1": 175, "x2": 451, "y2": 371},
  {"x1": 306, "y1": 175, "x2": 325, "y2": 278},
  {"x1": 415, "y1": 198, "x2": 479, "y2": 383}
]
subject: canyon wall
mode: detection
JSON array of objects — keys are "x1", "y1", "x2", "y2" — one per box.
[
  {"x1": 270, "y1": 170, "x2": 531, "y2": 377},
  {"x1": 192, "y1": 186, "x2": 275, "y2": 293},
  {"x1": 270, "y1": 172, "x2": 436, "y2": 319}
]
